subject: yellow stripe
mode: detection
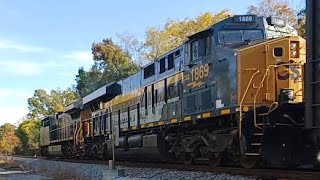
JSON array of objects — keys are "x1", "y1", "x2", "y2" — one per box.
[
  {"x1": 148, "y1": 123, "x2": 154, "y2": 127},
  {"x1": 141, "y1": 124, "x2": 145, "y2": 128},
  {"x1": 171, "y1": 119, "x2": 178, "y2": 123},
  {"x1": 184, "y1": 116, "x2": 191, "y2": 121},
  {"x1": 131, "y1": 126, "x2": 137, "y2": 130},
  {"x1": 202, "y1": 112, "x2": 211, "y2": 118},
  {"x1": 221, "y1": 109, "x2": 231, "y2": 115},
  {"x1": 158, "y1": 121, "x2": 165, "y2": 125}
]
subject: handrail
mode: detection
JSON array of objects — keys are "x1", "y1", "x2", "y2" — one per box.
[
  {"x1": 253, "y1": 67, "x2": 271, "y2": 130},
  {"x1": 73, "y1": 123, "x2": 77, "y2": 146},
  {"x1": 258, "y1": 102, "x2": 278, "y2": 116},
  {"x1": 252, "y1": 63, "x2": 302, "y2": 129},
  {"x1": 239, "y1": 68, "x2": 260, "y2": 138},
  {"x1": 239, "y1": 63, "x2": 302, "y2": 138}
]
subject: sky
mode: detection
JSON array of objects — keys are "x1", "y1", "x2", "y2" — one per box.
[{"x1": 0, "y1": 0, "x2": 301, "y2": 126}]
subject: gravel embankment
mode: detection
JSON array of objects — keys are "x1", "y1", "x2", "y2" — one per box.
[{"x1": 14, "y1": 157, "x2": 255, "y2": 180}]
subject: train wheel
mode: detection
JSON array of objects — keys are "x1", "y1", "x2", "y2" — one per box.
[
  {"x1": 183, "y1": 152, "x2": 193, "y2": 165},
  {"x1": 208, "y1": 152, "x2": 222, "y2": 167},
  {"x1": 240, "y1": 155, "x2": 259, "y2": 168},
  {"x1": 91, "y1": 146, "x2": 98, "y2": 159}
]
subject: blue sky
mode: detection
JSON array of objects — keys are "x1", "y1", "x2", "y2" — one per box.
[{"x1": 0, "y1": 0, "x2": 300, "y2": 125}]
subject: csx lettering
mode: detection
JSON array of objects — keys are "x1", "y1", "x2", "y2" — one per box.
[
  {"x1": 184, "y1": 74, "x2": 190, "y2": 81},
  {"x1": 191, "y1": 64, "x2": 209, "y2": 81},
  {"x1": 276, "y1": 62, "x2": 301, "y2": 81}
]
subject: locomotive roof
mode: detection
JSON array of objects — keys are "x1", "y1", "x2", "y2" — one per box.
[
  {"x1": 82, "y1": 82, "x2": 121, "y2": 106},
  {"x1": 64, "y1": 100, "x2": 82, "y2": 113},
  {"x1": 40, "y1": 112, "x2": 62, "y2": 122}
]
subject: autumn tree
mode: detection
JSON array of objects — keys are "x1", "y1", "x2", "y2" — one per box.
[
  {"x1": 92, "y1": 38, "x2": 140, "y2": 82},
  {"x1": 143, "y1": 10, "x2": 232, "y2": 60},
  {"x1": 28, "y1": 88, "x2": 78, "y2": 118},
  {"x1": 16, "y1": 119, "x2": 41, "y2": 155},
  {"x1": 247, "y1": 0, "x2": 306, "y2": 38},
  {"x1": 0, "y1": 123, "x2": 20, "y2": 155}
]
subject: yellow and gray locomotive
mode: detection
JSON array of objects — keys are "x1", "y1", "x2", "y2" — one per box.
[{"x1": 40, "y1": 15, "x2": 318, "y2": 168}]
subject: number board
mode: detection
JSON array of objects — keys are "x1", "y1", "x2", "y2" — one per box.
[{"x1": 233, "y1": 15, "x2": 257, "y2": 23}]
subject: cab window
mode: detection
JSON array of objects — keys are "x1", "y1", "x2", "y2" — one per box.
[{"x1": 191, "y1": 36, "x2": 210, "y2": 61}]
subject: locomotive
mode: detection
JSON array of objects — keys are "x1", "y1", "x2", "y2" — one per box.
[{"x1": 40, "y1": 14, "x2": 320, "y2": 168}]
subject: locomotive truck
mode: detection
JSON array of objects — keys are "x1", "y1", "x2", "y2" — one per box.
[{"x1": 40, "y1": 13, "x2": 320, "y2": 168}]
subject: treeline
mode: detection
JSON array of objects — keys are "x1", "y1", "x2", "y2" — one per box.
[
  {"x1": 0, "y1": 120, "x2": 40, "y2": 155},
  {"x1": 0, "y1": 0, "x2": 306, "y2": 155}
]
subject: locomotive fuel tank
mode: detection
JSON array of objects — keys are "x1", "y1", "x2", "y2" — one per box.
[
  {"x1": 114, "y1": 134, "x2": 166, "y2": 161},
  {"x1": 128, "y1": 134, "x2": 143, "y2": 148},
  {"x1": 118, "y1": 136, "x2": 129, "y2": 149}
]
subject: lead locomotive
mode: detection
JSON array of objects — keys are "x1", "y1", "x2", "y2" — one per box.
[{"x1": 40, "y1": 15, "x2": 319, "y2": 168}]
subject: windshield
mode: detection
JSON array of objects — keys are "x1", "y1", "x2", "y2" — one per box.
[{"x1": 218, "y1": 29, "x2": 264, "y2": 45}]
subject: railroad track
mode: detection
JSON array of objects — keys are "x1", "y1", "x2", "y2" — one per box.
[
  {"x1": 116, "y1": 161, "x2": 320, "y2": 180},
  {"x1": 15, "y1": 156, "x2": 320, "y2": 180}
]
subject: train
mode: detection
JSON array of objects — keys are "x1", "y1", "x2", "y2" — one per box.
[{"x1": 39, "y1": 14, "x2": 320, "y2": 168}]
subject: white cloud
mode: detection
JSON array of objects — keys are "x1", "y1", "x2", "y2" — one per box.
[
  {"x1": 0, "y1": 60, "x2": 58, "y2": 75},
  {"x1": 0, "y1": 39, "x2": 48, "y2": 53},
  {"x1": 0, "y1": 106, "x2": 29, "y2": 126},
  {"x1": 64, "y1": 51, "x2": 93, "y2": 63}
]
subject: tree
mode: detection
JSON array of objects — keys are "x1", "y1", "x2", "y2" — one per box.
[
  {"x1": 75, "y1": 38, "x2": 141, "y2": 98},
  {"x1": 92, "y1": 38, "x2": 140, "y2": 83},
  {"x1": 247, "y1": 0, "x2": 306, "y2": 38},
  {"x1": 143, "y1": 10, "x2": 232, "y2": 60},
  {"x1": 16, "y1": 119, "x2": 41, "y2": 155},
  {"x1": 296, "y1": 8, "x2": 306, "y2": 38},
  {"x1": 0, "y1": 123, "x2": 20, "y2": 155},
  {"x1": 116, "y1": 32, "x2": 145, "y2": 65},
  {"x1": 28, "y1": 88, "x2": 78, "y2": 118},
  {"x1": 75, "y1": 65, "x2": 105, "y2": 98},
  {"x1": 248, "y1": 0, "x2": 297, "y2": 25}
]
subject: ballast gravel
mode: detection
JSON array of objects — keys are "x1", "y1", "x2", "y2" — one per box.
[{"x1": 13, "y1": 157, "x2": 255, "y2": 180}]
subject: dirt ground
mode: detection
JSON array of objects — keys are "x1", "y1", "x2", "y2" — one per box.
[{"x1": 0, "y1": 156, "x2": 52, "y2": 180}]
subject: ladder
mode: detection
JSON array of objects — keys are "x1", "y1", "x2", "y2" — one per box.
[{"x1": 240, "y1": 65, "x2": 284, "y2": 156}]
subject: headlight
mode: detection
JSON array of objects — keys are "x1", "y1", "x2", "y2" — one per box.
[
  {"x1": 280, "y1": 88, "x2": 294, "y2": 102},
  {"x1": 290, "y1": 41, "x2": 299, "y2": 58},
  {"x1": 317, "y1": 152, "x2": 320, "y2": 163},
  {"x1": 285, "y1": 89, "x2": 294, "y2": 100}
]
